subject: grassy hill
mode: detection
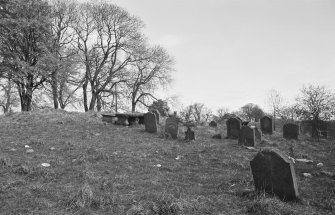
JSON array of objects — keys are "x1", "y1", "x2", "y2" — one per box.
[{"x1": 0, "y1": 109, "x2": 334, "y2": 214}]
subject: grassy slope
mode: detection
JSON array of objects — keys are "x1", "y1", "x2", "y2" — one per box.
[{"x1": 0, "y1": 109, "x2": 334, "y2": 215}]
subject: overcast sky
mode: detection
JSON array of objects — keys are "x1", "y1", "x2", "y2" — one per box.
[{"x1": 81, "y1": 0, "x2": 335, "y2": 112}]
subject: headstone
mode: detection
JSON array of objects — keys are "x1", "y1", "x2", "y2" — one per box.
[
  {"x1": 260, "y1": 116, "x2": 273, "y2": 135},
  {"x1": 144, "y1": 112, "x2": 157, "y2": 133},
  {"x1": 226, "y1": 117, "x2": 242, "y2": 139},
  {"x1": 184, "y1": 127, "x2": 195, "y2": 141},
  {"x1": 238, "y1": 126, "x2": 256, "y2": 146},
  {"x1": 254, "y1": 127, "x2": 262, "y2": 141},
  {"x1": 283, "y1": 123, "x2": 299, "y2": 140},
  {"x1": 209, "y1": 121, "x2": 217, "y2": 127},
  {"x1": 250, "y1": 148, "x2": 299, "y2": 200},
  {"x1": 151, "y1": 109, "x2": 160, "y2": 124},
  {"x1": 165, "y1": 117, "x2": 179, "y2": 139}
]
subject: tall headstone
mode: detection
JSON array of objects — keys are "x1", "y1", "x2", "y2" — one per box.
[
  {"x1": 165, "y1": 117, "x2": 179, "y2": 139},
  {"x1": 250, "y1": 148, "x2": 299, "y2": 200},
  {"x1": 144, "y1": 112, "x2": 157, "y2": 133},
  {"x1": 254, "y1": 127, "x2": 262, "y2": 141},
  {"x1": 238, "y1": 126, "x2": 256, "y2": 146},
  {"x1": 151, "y1": 109, "x2": 160, "y2": 124},
  {"x1": 226, "y1": 117, "x2": 242, "y2": 139},
  {"x1": 260, "y1": 116, "x2": 273, "y2": 135},
  {"x1": 283, "y1": 123, "x2": 299, "y2": 140}
]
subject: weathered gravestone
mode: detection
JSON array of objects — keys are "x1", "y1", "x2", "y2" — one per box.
[
  {"x1": 238, "y1": 126, "x2": 256, "y2": 146},
  {"x1": 144, "y1": 112, "x2": 157, "y2": 133},
  {"x1": 260, "y1": 116, "x2": 273, "y2": 135},
  {"x1": 226, "y1": 117, "x2": 242, "y2": 139},
  {"x1": 209, "y1": 121, "x2": 217, "y2": 127},
  {"x1": 184, "y1": 127, "x2": 195, "y2": 141},
  {"x1": 151, "y1": 109, "x2": 160, "y2": 124},
  {"x1": 165, "y1": 117, "x2": 179, "y2": 139},
  {"x1": 254, "y1": 127, "x2": 262, "y2": 141},
  {"x1": 250, "y1": 148, "x2": 299, "y2": 200},
  {"x1": 283, "y1": 123, "x2": 299, "y2": 140}
]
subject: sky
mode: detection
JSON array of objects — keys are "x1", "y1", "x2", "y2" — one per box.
[{"x1": 81, "y1": 0, "x2": 335, "y2": 113}]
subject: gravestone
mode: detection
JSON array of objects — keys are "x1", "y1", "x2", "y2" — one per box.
[
  {"x1": 151, "y1": 109, "x2": 160, "y2": 124},
  {"x1": 184, "y1": 127, "x2": 195, "y2": 141},
  {"x1": 165, "y1": 117, "x2": 179, "y2": 139},
  {"x1": 254, "y1": 127, "x2": 262, "y2": 141},
  {"x1": 226, "y1": 117, "x2": 242, "y2": 139},
  {"x1": 250, "y1": 148, "x2": 299, "y2": 200},
  {"x1": 260, "y1": 116, "x2": 273, "y2": 135},
  {"x1": 283, "y1": 123, "x2": 299, "y2": 140},
  {"x1": 144, "y1": 112, "x2": 157, "y2": 133},
  {"x1": 209, "y1": 121, "x2": 217, "y2": 127},
  {"x1": 238, "y1": 126, "x2": 256, "y2": 146}
]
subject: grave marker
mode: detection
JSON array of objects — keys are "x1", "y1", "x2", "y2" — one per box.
[
  {"x1": 226, "y1": 117, "x2": 242, "y2": 139},
  {"x1": 165, "y1": 117, "x2": 179, "y2": 139},
  {"x1": 283, "y1": 123, "x2": 299, "y2": 140},
  {"x1": 250, "y1": 148, "x2": 299, "y2": 200},
  {"x1": 260, "y1": 116, "x2": 273, "y2": 134},
  {"x1": 238, "y1": 126, "x2": 256, "y2": 146},
  {"x1": 151, "y1": 109, "x2": 160, "y2": 124},
  {"x1": 144, "y1": 112, "x2": 157, "y2": 133}
]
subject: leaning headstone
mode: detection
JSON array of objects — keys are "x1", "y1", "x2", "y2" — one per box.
[
  {"x1": 144, "y1": 112, "x2": 157, "y2": 133},
  {"x1": 165, "y1": 117, "x2": 179, "y2": 139},
  {"x1": 151, "y1": 109, "x2": 160, "y2": 124},
  {"x1": 260, "y1": 116, "x2": 273, "y2": 135},
  {"x1": 184, "y1": 127, "x2": 195, "y2": 141},
  {"x1": 226, "y1": 117, "x2": 242, "y2": 139},
  {"x1": 283, "y1": 123, "x2": 299, "y2": 140},
  {"x1": 209, "y1": 121, "x2": 217, "y2": 127},
  {"x1": 238, "y1": 126, "x2": 256, "y2": 146},
  {"x1": 250, "y1": 148, "x2": 299, "y2": 200}
]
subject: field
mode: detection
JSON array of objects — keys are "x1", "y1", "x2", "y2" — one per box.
[{"x1": 0, "y1": 109, "x2": 334, "y2": 215}]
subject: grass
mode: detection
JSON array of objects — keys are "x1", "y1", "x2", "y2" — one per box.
[{"x1": 0, "y1": 109, "x2": 333, "y2": 214}]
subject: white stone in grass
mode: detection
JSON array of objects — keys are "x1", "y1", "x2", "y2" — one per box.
[
  {"x1": 175, "y1": 155, "x2": 181, "y2": 160},
  {"x1": 317, "y1": 162, "x2": 323, "y2": 168},
  {"x1": 50, "y1": 147, "x2": 55, "y2": 151},
  {"x1": 9, "y1": 148, "x2": 16, "y2": 152},
  {"x1": 25, "y1": 145, "x2": 31, "y2": 148},
  {"x1": 302, "y1": 173, "x2": 312, "y2": 178},
  {"x1": 26, "y1": 149, "x2": 34, "y2": 153},
  {"x1": 156, "y1": 164, "x2": 161, "y2": 167},
  {"x1": 296, "y1": 158, "x2": 313, "y2": 163},
  {"x1": 41, "y1": 163, "x2": 50, "y2": 167}
]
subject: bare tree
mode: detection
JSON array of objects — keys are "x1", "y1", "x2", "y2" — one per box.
[
  {"x1": 266, "y1": 89, "x2": 283, "y2": 130},
  {"x1": 72, "y1": 2, "x2": 145, "y2": 111},
  {"x1": 180, "y1": 103, "x2": 212, "y2": 125},
  {"x1": 127, "y1": 46, "x2": 174, "y2": 112},
  {"x1": 295, "y1": 84, "x2": 335, "y2": 139},
  {"x1": 0, "y1": 76, "x2": 19, "y2": 113},
  {"x1": 241, "y1": 103, "x2": 264, "y2": 122}
]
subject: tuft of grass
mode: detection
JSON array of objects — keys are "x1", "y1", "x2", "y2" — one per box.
[
  {"x1": 0, "y1": 154, "x2": 13, "y2": 167},
  {"x1": 66, "y1": 182, "x2": 94, "y2": 210}
]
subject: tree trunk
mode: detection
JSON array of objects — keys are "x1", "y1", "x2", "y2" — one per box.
[
  {"x1": 4, "y1": 78, "x2": 12, "y2": 113},
  {"x1": 51, "y1": 70, "x2": 59, "y2": 109},
  {"x1": 96, "y1": 93, "x2": 102, "y2": 112},
  {"x1": 89, "y1": 91, "x2": 97, "y2": 111},
  {"x1": 83, "y1": 79, "x2": 88, "y2": 112},
  {"x1": 273, "y1": 109, "x2": 276, "y2": 131}
]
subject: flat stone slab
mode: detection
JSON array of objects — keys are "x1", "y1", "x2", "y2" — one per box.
[{"x1": 250, "y1": 148, "x2": 299, "y2": 200}]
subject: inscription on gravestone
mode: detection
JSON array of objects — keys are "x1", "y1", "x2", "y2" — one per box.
[
  {"x1": 283, "y1": 123, "x2": 299, "y2": 140},
  {"x1": 144, "y1": 112, "x2": 157, "y2": 133},
  {"x1": 226, "y1": 117, "x2": 242, "y2": 139},
  {"x1": 238, "y1": 126, "x2": 256, "y2": 146},
  {"x1": 250, "y1": 148, "x2": 299, "y2": 200},
  {"x1": 260, "y1": 116, "x2": 273, "y2": 135},
  {"x1": 165, "y1": 117, "x2": 179, "y2": 139}
]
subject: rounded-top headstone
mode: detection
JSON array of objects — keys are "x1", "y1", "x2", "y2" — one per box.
[
  {"x1": 260, "y1": 116, "x2": 273, "y2": 135},
  {"x1": 165, "y1": 116, "x2": 179, "y2": 139},
  {"x1": 144, "y1": 112, "x2": 157, "y2": 133},
  {"x1": 226, "y1": 117, "x2": 242, "y2": 139}
]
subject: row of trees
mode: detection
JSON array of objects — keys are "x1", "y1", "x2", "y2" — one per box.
[
  {"x1": 0, "y1": 0, "x2": 174, "y2": 112},
  {"x1": 179, "y1": 84, "x2": 335, "y2": 129}
]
